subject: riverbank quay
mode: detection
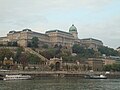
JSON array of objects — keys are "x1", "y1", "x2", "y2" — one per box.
[{"x1": 0, "y1": 70, "x2": 120, "y2": 79}]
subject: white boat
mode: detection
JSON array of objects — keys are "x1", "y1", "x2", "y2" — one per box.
[
  {"x1": 3, "y1": 74, "x2": 31, "y2": 80},
  {"x1": 85, "y1": 74, "x2": 107, "y2": 79}
]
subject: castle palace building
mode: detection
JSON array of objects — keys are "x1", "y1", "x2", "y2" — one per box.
[
  {"x1": 7, "y1": 29, "x2": 50, "y2": 47},
  {"x1": 45, "y1": 24, "x2": 80, "y2": 48},
  {"x1": 0, "y1": 25, "x2": 103, "y2": 49}
]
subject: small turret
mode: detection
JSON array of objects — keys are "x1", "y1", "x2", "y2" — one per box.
[{"x1": 69, "y1": 24, "x2": 78, "y2": 39}]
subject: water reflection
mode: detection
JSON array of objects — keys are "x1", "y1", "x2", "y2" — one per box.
[{"x1": 0, "y1": 77, "x2": 120, "y2": 90}]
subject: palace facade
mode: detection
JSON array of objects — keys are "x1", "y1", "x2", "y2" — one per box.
[{"x1": 0, "y1": 25, "x2": 103, "y2": 49}]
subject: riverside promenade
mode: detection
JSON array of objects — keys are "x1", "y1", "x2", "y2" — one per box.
[{"x1": 0, "y1": 70, "x2": 120, "y2": 79}]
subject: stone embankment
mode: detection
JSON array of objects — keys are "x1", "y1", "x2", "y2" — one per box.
[{"x1": 0, "y1": 70, "x2": 120, "y2": 79}]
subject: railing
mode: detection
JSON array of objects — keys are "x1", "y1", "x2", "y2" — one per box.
[{"x1": 25, "y1": 48, "x2": 49, "y2": 61}]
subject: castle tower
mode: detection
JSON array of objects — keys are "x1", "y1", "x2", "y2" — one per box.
[{"x1": 69, "y1": 24, "x2": 78, "y2": 39}]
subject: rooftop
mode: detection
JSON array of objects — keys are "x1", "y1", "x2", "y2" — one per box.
[
  {"x1": 81, "y1": 38, "x2": 103, "y2": 43},
  {"x1": 46, "y1": 29, "x2": 72, "y2": 35},
  {"x1": 69, "y1": 24, "x2": 77, "y2": 32}
]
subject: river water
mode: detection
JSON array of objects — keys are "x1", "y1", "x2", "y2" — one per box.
[{"x1": 0, "y1": 77, "x2": 120, "y2": 90}]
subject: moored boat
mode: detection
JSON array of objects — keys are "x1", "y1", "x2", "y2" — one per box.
[
  {"x1": 85, "y1": 74, "x2": 107, "y2": 79},
  {"x1": 3, "y1": 74, "x2": 31, "y2": 80}
]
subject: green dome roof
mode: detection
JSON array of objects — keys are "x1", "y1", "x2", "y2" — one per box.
[{"x1": 69, "y1": 24, "x2": 77, "y2": 32}]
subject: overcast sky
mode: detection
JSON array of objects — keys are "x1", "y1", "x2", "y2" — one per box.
[{"x1": 0, "y1": 0, "x2": 120, "y2": 48}]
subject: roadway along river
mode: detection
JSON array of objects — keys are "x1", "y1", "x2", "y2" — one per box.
[{"x1": 0, "y1": 77, "x2": 120, "y2": 90}]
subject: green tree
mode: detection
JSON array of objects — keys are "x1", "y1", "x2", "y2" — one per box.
[
  {"x1": 42, "y1": 44, "x2": 49, "y2": 49},
  {"x1": 112, "y1": 64, "x2": 120, "y2": 71},
  {"x1": 103, "y1": 65, "x2": 112, "y2": 71},
  {"x1": 72, "y1": 44, "x2": 84, "y2": 54},
  {"x1": 39, "y1": 48, "x2": 56, "y2": 59},
  {"x1": 27, "y1": 41, "x2": 32, "y2": 47},
  {"x1": 19, "y1": 53, "x2": 28, "y2": 70},
  {"x1": 98, "y1": 46, "x2": 119, "y2": 56},
  {"x1": 31, "y1": 37, "x2": 39, "y2": 48},
  {"x1": 85, "y1": 49, "x2": 95, "y2": 58},
  {"x1": 72, "y1": 44, "x2": 96, "y2": 58},
  {"x1": 12, "y1": 41, "x2": 18, "y2": 46},
  {"x1": 14, "y1": 47, "x2": 24, "y2": 63},
  {"x1": 54, "y1": 44, "x2": 58, "y2": 48},
  {"x1": 0, "y1": 48, "x2": 14, "y2": 62},
  {"x1": 27, "y1": 53, "x2": 41, "y2": 64},
  {"x1": 7, "y1": 41, "x2": 18, "y2": 46},
  {"x1": 103, "y1": 64, "x2": 120, "y2": 71}
]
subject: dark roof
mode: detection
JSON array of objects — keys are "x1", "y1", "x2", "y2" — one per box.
[
  {"x1": 22, "y1": 29, "x2": 32, "y2": 32},
  {"x1": 117, "y1": 47, "x2": 120, "y2": 49},
  {"x1": 46, "y1": 29, "x2": 72, "y2": 35},
  {"x1": 81, "y1": 38, "x2": 102, "y2": 43},
  {"x1": 9, "y1": 31, "x2": 16, "y2": 33}
]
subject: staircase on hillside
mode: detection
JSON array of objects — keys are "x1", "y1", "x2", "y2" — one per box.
[{"x1": 25, "y1": 48, "x2": 49, "y2": 62}]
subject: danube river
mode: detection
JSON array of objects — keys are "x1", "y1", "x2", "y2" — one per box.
[{"x1": 0, "y1": 77, "x2": 120, "y2": 90}]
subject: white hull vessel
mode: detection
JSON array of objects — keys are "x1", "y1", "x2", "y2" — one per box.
[
  {"x1": 85, "y1": 74, "x2": 107, "y2": 79},
  {"x1": 3, "y1": 74, "x2": 31, "y2": 80}
]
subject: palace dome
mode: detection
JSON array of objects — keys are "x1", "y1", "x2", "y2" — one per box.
[{"x1": 69, "y1": 24, "x2": 77, "y2": 32}]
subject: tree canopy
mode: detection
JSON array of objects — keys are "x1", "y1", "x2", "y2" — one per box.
[
  {"x1": 42, "y1": 44, "x2": 49, "y2": 49},
  {"x1": 31, "y1": 37, "x2": 39, "y2": 48},
  {"x1": 103, "y1": 64, "x2": 120, "y2": 71},
  {"x1": 14, "y1": 47, "x2": 24, "y2": 63},
  {"x1": 98, "y1": 46, "x2": 119, "y2": 56},
  {"x1": 72, "y1": 44, "x2": 98, "y2": 58},
  {"x1": 27, "y1": 53, "x2": 41, "y2": 64},
  {"x1": 72, "y1": 44, "x2": 120, "y2": 59},
  {"x1": 0, "y1": 48, "x2": 14, "y2": 61}
]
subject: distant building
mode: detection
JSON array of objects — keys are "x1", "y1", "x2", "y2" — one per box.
[
  {"x1": 3, "y1": 57, "x2": 14, "y2": 65},
  {"x1": 107, "y1": 56, "x2": 120, "y2": 61},
  {"x1": 102, "y1": 59, "x2": 116, "y2": 65},
  {"x1": 49, "y1": 57, "x2": 63, "y2": 71},
  {"x1": 0, "y1": 37, "x2": 9, "y2": 45},
  {"x1": 69, "y1": 24, "x2": 78, "y2": 39},
  {"x1": 87, "y1": 58, "x2": 103, "y2": 71},
  {"x1": 81, "y1": 38, "x2": 103, "y2": 51},
  {"x1": 0, "y1": 25, "x2": 103, "y2": 49},
  {"x1": 2, "y1": 57, "x2": 14, "y2": 69},
  {"x1": 7, "y1": 29, "x2": 50, "y2": 47}
]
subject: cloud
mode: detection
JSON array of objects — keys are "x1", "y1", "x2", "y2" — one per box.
[
  {"x1": 0, "y1": 0, "x2": 114, "y2": 26},
  {"x1": 0, "y1": 0, "x2": 113, "y2": 12},
  {"x1": 0, "y1": 0, "x2": 119, "y2": 48},
  {"x1": 77, "y1": 15, "x2": 120, "y2": 48}
]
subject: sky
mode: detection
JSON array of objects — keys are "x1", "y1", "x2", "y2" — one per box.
[{"x1": 0, "y1": 0, "x2": 120, "y2": 49}]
